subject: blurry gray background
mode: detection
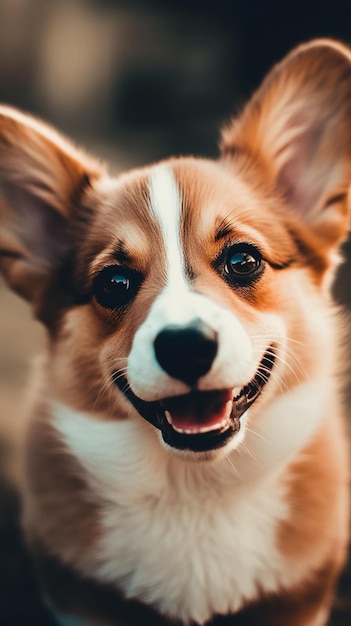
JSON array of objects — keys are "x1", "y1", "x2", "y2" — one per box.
[{"x1": 0, "y1": 1, "x2": 351, "y2": 623}]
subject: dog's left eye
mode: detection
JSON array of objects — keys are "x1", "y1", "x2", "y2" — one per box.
[
  {"x1": 93, "y1": 266, "x2": 141, "y2": 308},
  {"x1": 223, "y1": 244, "x2": 263, "y2": 283}
]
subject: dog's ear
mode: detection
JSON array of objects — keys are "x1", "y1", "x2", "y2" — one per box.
[
  {"x1": 221, "y1": 40, "x2": 351, "y2": 249},
  {"x1": 0, "y1": 106, "x2": 104, "y2": 302}
]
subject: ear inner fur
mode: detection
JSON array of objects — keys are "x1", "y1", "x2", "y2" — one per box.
[
  {"x1": 0, "y1": 106, "x2": 104, "y2": 303},
  {"x1": 221, "y1": 40, "x2": 351, "y2": 250}
]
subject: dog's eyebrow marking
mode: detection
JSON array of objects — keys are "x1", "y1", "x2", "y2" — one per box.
[
  {"x1": 214, "y1": 221, "x2": 295, "y2": 271},
  {"x1": 215, "y1": 222, "x2": 233, "y2": 242},
  {"x1": 148, "y1": 165, "x2": 187, "y2": 288},
  {"x1": 111, "y1": 239, "x2": 132, "y2": 265},
  {"x1": 324, "y1": 192, "x2": 346, "y2": 208}
]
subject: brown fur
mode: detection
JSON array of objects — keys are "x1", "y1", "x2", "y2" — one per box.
[
  {"x1": 279, "y1": 418, "x2": 349, "y2": 566},
  {"x1": 23, "y1": 411, "x2": 101, "y2": 567}
]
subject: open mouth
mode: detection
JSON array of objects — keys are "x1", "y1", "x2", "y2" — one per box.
[{"x1": 114, "y1": 346, "x2": 275, "y2": 452}]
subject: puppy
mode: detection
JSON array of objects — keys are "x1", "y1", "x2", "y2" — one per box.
[{"x1": 0, "y1": 39, "x2": 351, "y2": 626}]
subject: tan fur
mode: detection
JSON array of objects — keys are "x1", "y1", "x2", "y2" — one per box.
[
  {"x1": 0, "y1": 40, "x2": 351, "y2": 626},
  {"x1": 279, "y1": 417, "x2": 349, "y2": 566},
  {"x1": 23, "y1": 413, "x2": 101, "y2": 567}
]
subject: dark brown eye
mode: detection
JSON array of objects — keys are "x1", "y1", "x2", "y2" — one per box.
[
  {"x1": 93, "y1": 265, "x2": 142, "y2": 308},
  {"x1": 223, "y1": 244, "x2": 263, "y2": 284},
  {"x1": 226, "y1": 250, "x2": 261, "y2": 275}
]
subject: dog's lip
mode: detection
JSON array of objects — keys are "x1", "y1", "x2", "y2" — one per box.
[{"x1": 113, "y1": 346, "x2": 275, "y2": 452}]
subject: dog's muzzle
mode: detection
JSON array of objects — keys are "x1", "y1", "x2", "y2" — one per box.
[{"x1": 113, "y1": 324, "x2": 275, "y2": 452}]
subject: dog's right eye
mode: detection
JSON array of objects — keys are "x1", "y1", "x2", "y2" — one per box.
[{"x1": 93, "y1": 265, "x2": 141, "y2": 309}]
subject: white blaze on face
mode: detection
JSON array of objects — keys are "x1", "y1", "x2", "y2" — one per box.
[
  {"x1": 148, "y1": 164, "x2": 187, "y2": 297},
  {"x1": 127, "y1": 164, "x2": 254, "y2": 401}
]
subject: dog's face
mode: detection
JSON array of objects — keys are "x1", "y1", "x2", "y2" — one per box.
[
  {"x1": 58, "y1": 159, "x2": 288, "y2": 458},
  {"x1": 1, "y1": 40, "x2": 351, "y2": 461},
  {"x1": 59, "y1": 158, "x2": 319, "y2": 460}
]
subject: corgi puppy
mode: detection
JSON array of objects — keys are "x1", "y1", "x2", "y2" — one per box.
[{"x1": 0, "y1": 39, "x2": 351, "y2": 626}]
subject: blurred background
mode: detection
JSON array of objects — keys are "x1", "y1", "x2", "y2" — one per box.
[{"x1": 0, "y1": 0, "x2": 351, "y2": 624}]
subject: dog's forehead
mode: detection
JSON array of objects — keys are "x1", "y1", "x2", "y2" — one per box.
[
  {"x1": 144, "y1": 160, "x2": 291, "y2": 263},
  {"x1": 92, "y1": 159, "x2": 240, "y2": 262},
  {"x1": 88, "y1": 158, "x2": 292, "y2": 277},
  {"x1": 147, "y1": 159, "x2": 252, "y2": 233}
]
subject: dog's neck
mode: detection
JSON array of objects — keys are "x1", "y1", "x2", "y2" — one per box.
[{"x1": 49, "y1": 379, "x2": 331, "y2": 625}]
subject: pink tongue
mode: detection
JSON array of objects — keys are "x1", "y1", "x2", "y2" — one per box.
[{"x1": 164, "y1": 390, "x2": 233, "y2": 432}]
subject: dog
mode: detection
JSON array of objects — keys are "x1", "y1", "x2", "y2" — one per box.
[{"x1": 0, "y1": 38, "x2": 351, "y2": 626}]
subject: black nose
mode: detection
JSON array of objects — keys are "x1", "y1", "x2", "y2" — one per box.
[{"x1": 154, "y1": 319, "x2": 218, "y2": 386}]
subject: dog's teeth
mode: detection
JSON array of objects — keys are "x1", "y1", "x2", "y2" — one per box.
[
  {"x1": 196, "y1": 417, "x2": 230, "y2": 434},
  {"x1": 169, "y1": 416, "x2": 230, "y2": 435}
]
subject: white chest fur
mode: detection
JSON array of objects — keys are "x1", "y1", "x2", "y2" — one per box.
[{"x1": 52, "y1": 404, "x2": 300, "y2": 625}]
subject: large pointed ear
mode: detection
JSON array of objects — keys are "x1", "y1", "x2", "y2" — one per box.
[
  {"x1": 221, "y1": 39, "x2": 351, "y2": 250},
  {"x1": 0, "y1": 106, "x2": 104, "y2": 302}
]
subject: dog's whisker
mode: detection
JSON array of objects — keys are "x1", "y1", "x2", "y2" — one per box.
[
  {"x1": 250, "y1": 337, "x2": 306, "y2": 385},
  {"x1": 92, "y1": 378, "x2": 115, "y2": 411},
  {"x1": 92, "y1": 367, "x2": 129, "y2": 411},
  {"x1": 238, "y1": 441, "x2": 264, "y2": 466},
  {"x1": 243, "y1": 425, "x2": 271, "y2": 446},
  {"x1": 223, "y1": 453, "x2": 242, "y2": 480}
]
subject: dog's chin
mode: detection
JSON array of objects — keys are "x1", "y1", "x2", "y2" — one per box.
[{"x1": 114, "y1": 347, "x2": 275, "y2": 454}]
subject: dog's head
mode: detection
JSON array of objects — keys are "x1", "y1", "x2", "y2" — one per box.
[{"x1": 1, "y1": 40, "x2": 351, "y2": 461}]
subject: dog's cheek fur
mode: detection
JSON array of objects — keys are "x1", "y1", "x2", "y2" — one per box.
[
  {"x1": 47, "y1": 306, "x2": 117, "y2": 415},
  {"x1": 48, "y1": 273, "x2": 167, "y2": 418}
]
